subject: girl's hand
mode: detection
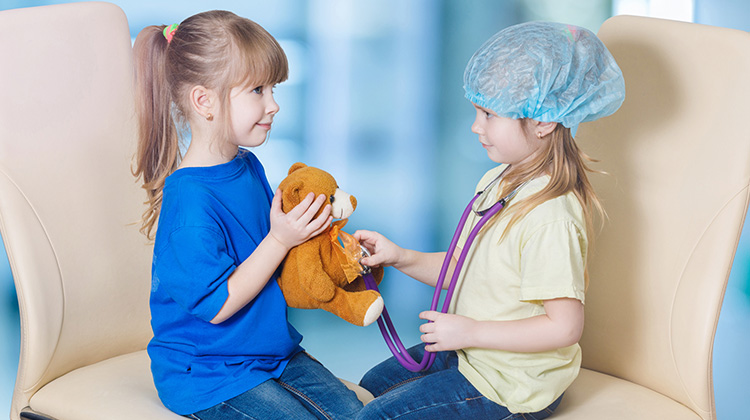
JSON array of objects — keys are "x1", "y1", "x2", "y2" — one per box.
[
  {"x1": 269, "y1": 189, "x2": 332, "y2": 250},
  {"x1": 419, "y1": 311, "x2": 476, "y2": 352},
  {"x1": 353, "y1": 230, "x2": 403, "y2": 268}
]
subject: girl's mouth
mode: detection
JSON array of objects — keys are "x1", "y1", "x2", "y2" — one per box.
[{"x1": 256, "y1": 122, "x2": 272, "y2": 130}]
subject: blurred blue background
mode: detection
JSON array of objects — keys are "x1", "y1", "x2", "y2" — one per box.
[{"x1": 0, "y1": 0, "x2": 748, "y2": 418}]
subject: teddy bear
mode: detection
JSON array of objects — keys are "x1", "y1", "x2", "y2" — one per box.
[{"x1": 277, "y1": 162, "x2": 385, "y2": 327}]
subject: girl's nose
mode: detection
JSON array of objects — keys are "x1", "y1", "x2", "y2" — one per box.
[
  {"x1": 267, "y1": 94, "x2": 280, "y2": 115},
  {"x1": 471, "y1": 110, "x2": 483, "y2": 134}
]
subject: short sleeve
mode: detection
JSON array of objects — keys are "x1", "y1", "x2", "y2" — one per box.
[
  {"x1": 153, "y1": 226, "x2": 235, "y2": 322},
  {"x1": 519, "y1": 220, "x2": 586, "y2": 304}
]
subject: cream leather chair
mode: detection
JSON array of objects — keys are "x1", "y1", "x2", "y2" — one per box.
[
  {"x1": 551, "y1": 15, "x2": 750, "y2": 420},
  {"x1": 0, "y1": 3, "x2": 371, "y2": 419}
]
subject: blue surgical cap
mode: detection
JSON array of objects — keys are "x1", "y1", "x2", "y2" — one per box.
[{"x1": 463, "y1": 21, "x2": 625, "y2": 136}]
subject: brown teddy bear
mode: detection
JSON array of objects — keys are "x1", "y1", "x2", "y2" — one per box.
[{"x1": 277, "y1": 162, "x2": 384, "y2": 326}]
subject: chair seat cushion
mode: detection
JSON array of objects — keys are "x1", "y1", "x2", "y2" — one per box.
[
  {"x1": 28, "y1": 351, "x2": 374, "y2": 419},
  {"x1": 553, "y1": 369, "x2": 702, "y2": 419},
  {"x1": 28, "y1": 352, "x2": 698, "y2": 419}
]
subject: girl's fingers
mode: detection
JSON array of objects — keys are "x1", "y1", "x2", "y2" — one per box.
[
  {"x1": 354, "y1": 230, "x2": 382, "y2": 249},
  {"x1": 313, "y1": 203, "x2": 332, "y2": 226},
  {"x1": 287, "y1": 192, "x2": 316, "y2": 219},
  {"x1": 419, "y1": 322, "x2": 434, "y2": 333},
  {"x1": 361, "y1": 253, "x2": 385, "y2": 268},
  {"x1": 420, "y1": 313, "x2": 440, "y2": 351},
  {"x1": 271, "y1": 189, "x2": 282, "y2": 210},
  {"x1": 353, "y1": 229, "x2": 374, "y2": 242},
  {"x1": 310, "y1": 215, "x2": 333, "y2": 237},
  {"x1": 419, "y1": 311, "x2": 440, "y2": 322},
  {"x1": 303, "y1": 202, "x2": 331, "y2": 237},
  {"x1": 353, "y1": 230, "x2": 384, "y2": 265},
  {"x1": 299, "y1": 194, "x2": 327, "y2": 223}
]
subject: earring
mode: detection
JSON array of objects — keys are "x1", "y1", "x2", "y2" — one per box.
[
  {"x1": 536, "y1": 132, "x2": 543, "y2": 139},
  {"x1": 206, "y1": 113, "x2": 214, "y2": 121}
]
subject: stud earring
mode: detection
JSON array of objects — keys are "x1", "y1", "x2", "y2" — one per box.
[
  {"x1": 536, "y1": 132, "x2": 543, "y2": 139},
  {"x1": 206, "y1": 113, "x2": 214, "y2": 121}
]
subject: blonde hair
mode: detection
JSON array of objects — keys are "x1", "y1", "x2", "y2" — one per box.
[
  {"x1": 132, "y1": 10, "x2": 288, "y2": 239},
  {"x1": 495, "y1": 122, "x2": 604, "y2": 268}
]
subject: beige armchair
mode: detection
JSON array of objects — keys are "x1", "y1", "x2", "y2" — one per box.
[
  {"x1": 0, "y1": 2, "x2": 177, "y2": 419},
  {"x1": 551, "y1": 15, "x2": 750, "y2": 420},
  {"x1": 1, "y1": 3, "x2": 748, "y2": 420}
]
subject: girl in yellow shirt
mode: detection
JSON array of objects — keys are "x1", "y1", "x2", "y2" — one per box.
[{"x1": 354, "y1": 21, "x2": 625, "y2": 419}]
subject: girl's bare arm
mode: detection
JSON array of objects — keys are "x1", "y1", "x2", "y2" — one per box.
[{"x1": 419, "y1": 297, "x2": 584, "y2": 352}]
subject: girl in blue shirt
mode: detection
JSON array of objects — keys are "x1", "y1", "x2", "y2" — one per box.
[{"x1": 132, "y1": 10, "x2": 363, "y2": 419}]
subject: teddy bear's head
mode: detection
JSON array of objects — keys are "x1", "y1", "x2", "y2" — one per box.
[{"x1": 278, "y1": 163, "x2": 357, "y2": 219}]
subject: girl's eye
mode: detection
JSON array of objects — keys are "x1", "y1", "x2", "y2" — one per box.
[
  {"x1": 484, "y1": 110, "x2": 493, "y2": 119},
  {"x1": 252, "y1": 86, "x2": 263, "y2": 94}
]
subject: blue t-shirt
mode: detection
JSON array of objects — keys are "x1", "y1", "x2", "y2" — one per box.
[{"x1": 147, "y1": 149, "x2": 303, "y2": 415}]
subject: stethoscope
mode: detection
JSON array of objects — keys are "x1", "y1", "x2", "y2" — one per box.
[{"x1": 361, "y1": 166, "x2": 528, "y2": 372}]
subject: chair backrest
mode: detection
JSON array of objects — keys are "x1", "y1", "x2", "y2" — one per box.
[
  {"x1": 576, "y1": 15, "x2": 750, "y2": 420},
  {"x1": 0, "y1": 3, "x2": 152, "y2": 417}
]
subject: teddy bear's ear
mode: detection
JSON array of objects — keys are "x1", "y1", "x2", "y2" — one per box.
[
  {"x1": 288, "y1": 162, "x2": 308, "y2": 175},
  {"x1": 283, "y1": 179, "x2": 305, "y2": 208}
]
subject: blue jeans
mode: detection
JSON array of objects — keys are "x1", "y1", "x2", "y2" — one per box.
[
  {"x1": 356, "y1": 344, "x2": 562, "y2": 420},
  {"x1": 185, "y1": 351, "x2": 363, "y2": 420}
]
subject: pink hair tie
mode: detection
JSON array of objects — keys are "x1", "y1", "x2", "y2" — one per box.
[{"x1": 163, "y1": 23, "x2": 178, "y2": 44}]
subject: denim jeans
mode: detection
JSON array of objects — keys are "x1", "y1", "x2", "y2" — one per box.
[
  {"x1": 185, "y1": 351, "x2": 363, "y2": 420},
  {"x1": 356, "y1": 344, "x2": 562, "y2": 420}
]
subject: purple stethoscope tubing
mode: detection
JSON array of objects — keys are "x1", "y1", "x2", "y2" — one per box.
[{"x1": 362, "y1": 185, "x2": 512, "y2": 372}]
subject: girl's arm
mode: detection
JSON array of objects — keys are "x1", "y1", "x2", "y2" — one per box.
[
  {"x1": 211, "y1": 191, "x2": 332, "y2": 324},
  {"x1": 354, "y1": 230, "x2": 456, "y2": 288},
  {"x1": 418, "y1": 297, "x2": 584, "y2": 353}
]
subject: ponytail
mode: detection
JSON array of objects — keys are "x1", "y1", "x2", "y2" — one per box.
[{"x1": 132, "y1": 25, "x2": 181, "y2": 240}]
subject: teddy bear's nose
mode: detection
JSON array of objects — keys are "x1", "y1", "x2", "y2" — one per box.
[{"x1": 350, "y1": 195, "x2": 357, "y2": 209}]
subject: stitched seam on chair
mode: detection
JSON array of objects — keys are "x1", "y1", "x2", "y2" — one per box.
[
  {"x1": 0, "y1": 168, "x2": 65, "y2": 396},
  {"x1": 277, "y1": 380, "x2": 333, "y2": 420},
  {"x1": 668, "y1": 184, "x2": 749, "y2": 418}
]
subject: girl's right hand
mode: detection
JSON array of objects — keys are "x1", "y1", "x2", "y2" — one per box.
[
  {"x1": 353, "y1": 230, "x2": 403, "y2": 268},
  {"x1": 269, "y1": 190, "x2": 332, "y2": 250}
]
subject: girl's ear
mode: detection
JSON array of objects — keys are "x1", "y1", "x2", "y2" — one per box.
[
  {"x1": 189, "y1": 85, "x2": 216, "y2": 120},
  {"x1": 529, "y1": 120, "x2": 557, "y2": 139}
]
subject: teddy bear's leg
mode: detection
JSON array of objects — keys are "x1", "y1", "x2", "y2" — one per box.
[
  {"x1": 320, "y1": 289, "x2": 384, "y2": 327},
  {"x1": 363, "y1": 294, "x2": 385, "y2": 326}
]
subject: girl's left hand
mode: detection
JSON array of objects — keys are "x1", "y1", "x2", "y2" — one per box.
[{"x1": 419, "y1": 311, "x2": 476, "y2": 352}]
